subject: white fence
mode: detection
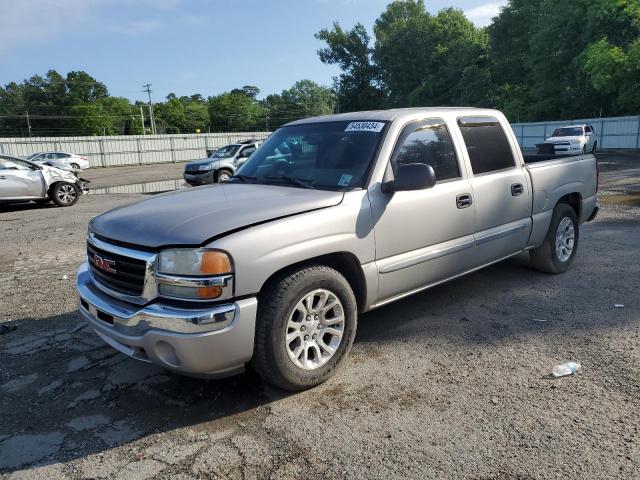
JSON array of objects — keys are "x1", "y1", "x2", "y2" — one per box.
[
  {"x1": 1, "y1": 115, "x2": 638, "y2": 168},
  {"x1": 0, "y1": 132, "x2": 270, "y2": 168},
  {"x1": 511, "y1": 115, "x2": 640, "y2": 150}
]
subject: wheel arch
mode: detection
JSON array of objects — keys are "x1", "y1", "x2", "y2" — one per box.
[
  {"x1": 258, "y1": 252, "x2": 368, "y2": 313},
  {"x1": 556, "y1": 192, "x2": 582, "y2": 219}
]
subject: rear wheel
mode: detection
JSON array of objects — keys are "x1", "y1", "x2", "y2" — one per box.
[
  {"x1": 591, "y1": 141, "x2": 597, "y2": 154},
  {"x1": 69, "y1": 163, "x2": 80, "y2": 169},
  {"x1": 530, "y1": 203, "x2": 579, "y2": 274},
  {"x1": 252, "y1": 265, "x2": 357, "y2": 391},
  {"x1": 50, "y1": 182, "x2": 79, "y2": 207},
  {"x1": 216, "y1": 169, "x2": 232, "y2": 183}
]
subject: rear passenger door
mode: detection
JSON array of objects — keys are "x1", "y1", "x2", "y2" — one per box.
[
  {"x1": 456, "y1": 116, "x2": 531, "y2": 266},
  {"x1": 372, "y1": 118, "x2": 477, "y2": 302}
]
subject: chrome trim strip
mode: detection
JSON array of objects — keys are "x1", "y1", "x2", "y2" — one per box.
[
  {"x1": 155, "y1": 273, "x2": 232, "y2": 288},
  {"x1": 87, "y1": 233, "x2": 155, "y2": 262},
  {"x1": 78, "y1": 263, "x2": 234, "y2": 334},
  {"x1": 475, "y1": 223, "x2": 527, "y2": 246},
  {"x1": 379, "y1": 239, "x2": 475, "y2": 274}
]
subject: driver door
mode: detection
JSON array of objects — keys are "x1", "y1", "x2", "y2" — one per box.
[
  {"x1": 0, "y1": 157, "x2": 45, "y2": 199},
  {"x1": 370, "y1": 118, "x2": 477, "y2": 302}
]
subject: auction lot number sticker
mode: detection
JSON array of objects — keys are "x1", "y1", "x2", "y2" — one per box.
[{"x1": 345, "y1": 122, "x2": 385, "y2": 133}]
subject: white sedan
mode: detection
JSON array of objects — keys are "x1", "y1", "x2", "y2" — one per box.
[{"x1": 26, "y1": 152, "x2": 91, "y2": 170}]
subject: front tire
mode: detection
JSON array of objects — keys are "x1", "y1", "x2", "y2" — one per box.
[
  {"x1": 216, "y1": 169, "x2": 232, "y2": 183},
  {"x1": 50, "y1": 182, "x2": 79, "y2": 207},
  {"x1": 530, "y1": 203, "x2": 579, "y2": 274},
  {"x1": 252, "y1": 265, "x2": 357, "y2": 391}
]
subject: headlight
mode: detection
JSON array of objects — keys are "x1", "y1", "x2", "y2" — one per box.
[
  {"x1": 157, "y1": 249, "x2": 232, "y2": 300},
  {"x1": 570, "y1": 139, "x2": 581, "y2": 145},
  {"x1": 198, "y1": 164, "x2": 215, "y2": 171}
]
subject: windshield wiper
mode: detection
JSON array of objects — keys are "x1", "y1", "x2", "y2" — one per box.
[
  {"x1": 230, "y1": 174, "x2": 257, "y2": 183},
  {"x1": 264, "y1": 175, "x2": 316, "y2": 189}
]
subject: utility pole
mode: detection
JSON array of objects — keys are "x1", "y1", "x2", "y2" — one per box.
[
  {"x1": 143, "y1": 83, "x2": 157, "y2": 134},
  {"x1": 139, "y1": 106, "x2": 146, "y2": 135},
  {"x1": 25, "y1": 110, "x2": 32, "y2": 138}
]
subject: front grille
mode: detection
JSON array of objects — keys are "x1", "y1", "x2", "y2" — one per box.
[
  {"x1": 87, "y1": 243, "x2": 147, "y2": 296},
  {"x1": 184, "y1": 165, "x2": 201, "y2": 173}
]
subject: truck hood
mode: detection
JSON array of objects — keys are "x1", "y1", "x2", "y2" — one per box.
[
  {"x1": 90, "y1": 184, "x2": 344, "y2": 248},
  {"x1": 544, "y1": 136, "x2": 584, "y2": 143},
  {"x1": 186, "y1": 156, "x2": 231, "y2": 167}
]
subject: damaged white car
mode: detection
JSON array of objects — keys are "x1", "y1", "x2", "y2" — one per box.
[{"x1": 0, "y1": 154, "x2": 88, "y2": 207}]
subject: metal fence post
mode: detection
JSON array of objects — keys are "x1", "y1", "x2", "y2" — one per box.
[
  {"x1": 635, "y1": 116, "x2": 640, "y2": 150},
  {"x1": 169, "y1": 136, "x2": 176, "y2": 163},
  {"x1": 600, "y1": 119, "x2": 605, "y2": 149},
  {"x1": 99, "y1": 139, "x2": 106, "y2": 168},
  {"x1": 136, "y1": 137, "x2": 143, "y2": 165}
]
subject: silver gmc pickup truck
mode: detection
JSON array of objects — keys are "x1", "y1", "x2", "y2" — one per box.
[{"x1": 76, "y1": 108, "x2": 598, "y2": 390}]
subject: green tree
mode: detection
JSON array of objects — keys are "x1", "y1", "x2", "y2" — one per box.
[
  {"x1": 373, "y1": 1, "x2": 494, "y2": 108},
  {"x1": 264, "y1": 80, "x2": 336, "y2": 128},
  {"x1": 208, "y1": 89, "x2": 266, "y2": 131},
  {"x1": 315, "y1": 22, "x2": 385, "y2": 112}
]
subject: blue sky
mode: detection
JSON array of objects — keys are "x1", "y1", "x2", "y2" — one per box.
[{"x1": 0, "y1": 0, "x2": 506, "y2": 102}]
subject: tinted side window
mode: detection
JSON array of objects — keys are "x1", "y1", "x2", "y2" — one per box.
[
  {"x1": 394, "y1": 121, "x2": 460, "y2": 182},
  {"x1": 458, "y1": 117, "x2": 515, "y2": 175}
]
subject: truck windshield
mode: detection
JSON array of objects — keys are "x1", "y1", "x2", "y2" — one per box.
[
  {"x1": 551, "y1": 127, "x2": 583, "y2": 137},
  {"x1": 234, "y1": 121, "x2": 387, "y2": 190},
  {"x1": 211, "y1": 145, "x2": 240, "y2": 158}
]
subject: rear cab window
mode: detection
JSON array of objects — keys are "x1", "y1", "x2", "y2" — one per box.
[{"x1": 457, "y1": 116, "x2": 516, "y2": 175}]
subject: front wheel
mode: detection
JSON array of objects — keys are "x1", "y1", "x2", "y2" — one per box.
[
  {"x1": 216, "y1": 169, "x2": 232, "y2": 183},
  {"x1": 50, "y1": 182, "x2": 79, "y2": 207},
  {"x1": 530, "y1": 203, "x2": 579, "y2": 274},
  {"x1": 252, "y1": 265, "x2": 358, "y2": 391}
]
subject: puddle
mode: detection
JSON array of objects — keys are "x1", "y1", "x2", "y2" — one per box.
[
  {"x1": 89, "y1": 179, "x2": 188, "y2": 195},
  {"x1": 600, "y1": 191, "x2": 640, "y2": 207}
]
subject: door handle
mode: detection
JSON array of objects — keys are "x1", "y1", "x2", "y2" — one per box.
[
  {"x1": 456, "y1": 193, "x2": 473, "y2": 209},
  {"x1": 511, "y1": 183, "x2": 524, "y2": 196}
]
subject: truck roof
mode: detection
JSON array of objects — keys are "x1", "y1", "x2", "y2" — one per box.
[{"x1": 286, "y1": 107, "x2": 502, "y2": 126}]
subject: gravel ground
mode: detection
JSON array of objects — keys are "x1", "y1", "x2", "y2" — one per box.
[{"x1": 0, "y1": 153, "x2": 638, "y2": 479}]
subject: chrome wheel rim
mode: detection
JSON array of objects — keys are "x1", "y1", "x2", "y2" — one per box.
[
  {"x1": 286, "y1": 288, "x2": 345, "y2": 370},
  {"x1": 218, "y1": 172, "x2": 231, "y2": 182},
  {"x1": 58, "y1": 184, "x2": 76, "y2": 204},
  {"x1": 555, "y1": 217, "x2": 575, "y2": 262}
]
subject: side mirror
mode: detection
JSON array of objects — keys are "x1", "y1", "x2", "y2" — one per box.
[
  {"x1": 585, "y1": 131, "x2": 592, "y2": 136},
  {"x1": 382, "y1": 163, "x2": 436, "y2": 193}
]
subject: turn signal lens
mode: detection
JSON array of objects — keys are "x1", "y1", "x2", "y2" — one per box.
[
  {"x1": 198, "y1": 285, "x2": 223, "y2": 299},
  {"x1": 200, "y1": 251, "x2": 231, "y2": 275}
]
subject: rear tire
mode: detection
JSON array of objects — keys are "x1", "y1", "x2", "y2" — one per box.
[
  {"x1": 216, "y1": 169, "x2": 232, "y2": 183},
  {"x1": 252, "y1": 265, "x2": 357, "y2": 391},
  {"x1": 591, "y1": 141, "x2": 597, "y2": 154},
  {"x1": 530, "y1": 203, "x2": 579, "y2": 274},
  {"x1": 50, "y1": 182, "x2": 79, "y2": 207},
  {"x1": 70, "y1": 163, "x2": 80, "y2": 169}
]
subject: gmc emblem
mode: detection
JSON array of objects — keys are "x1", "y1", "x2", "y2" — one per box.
[{"x1": 94, "y1": 254, "x2": 116, "y2": 274}]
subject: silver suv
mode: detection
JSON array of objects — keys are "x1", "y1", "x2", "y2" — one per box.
[{"x1": 183, "y1": 140, "x2": 262, "y2": 185}]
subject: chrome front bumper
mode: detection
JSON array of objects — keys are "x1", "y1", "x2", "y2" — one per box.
[{"x1": 76, "y1": 263, "x2": 257, "y2": 377}]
